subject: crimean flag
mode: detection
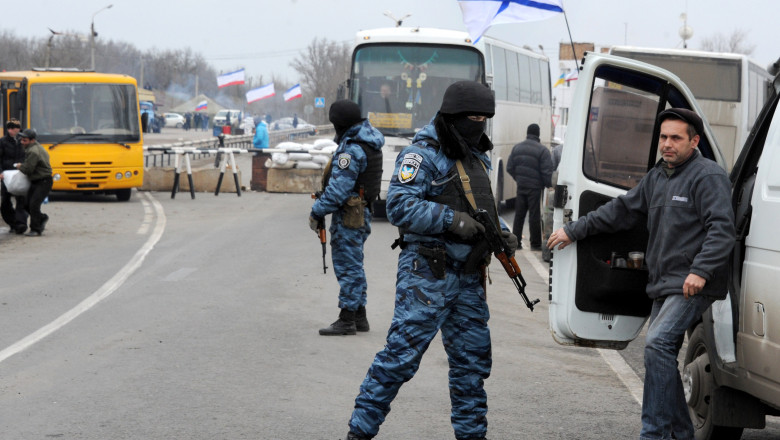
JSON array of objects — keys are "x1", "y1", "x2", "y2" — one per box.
[
  {"x1": 217, "y1": 69, "x2": 245, "y2": 88},
  {"x1": 246, "y1": 83, "x2": 275, "y2": 104},
  {"x1": 283, "y1": 84, "x2": 302, "y2": 102},
  {"x1": 458, "y1": 0, "x2": 564, "y2": 42},
  {"x1": 565, "y1": 69, "x2": 579, "y2": 82},
  {"x1": 195, "y1": 100, "x2": 208, "y2": 111}
]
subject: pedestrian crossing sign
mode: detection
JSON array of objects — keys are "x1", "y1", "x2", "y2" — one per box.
[{"x1": 314, "y1": 97, "x2": 325, "y2": 108}]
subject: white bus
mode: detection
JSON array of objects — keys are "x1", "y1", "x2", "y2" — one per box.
[
  {"x1": 610, "y1": 46, "x2": 773, "y2": 169},
  {"x1": 341, "y1": 27, "x2": 552, "y2": 212}
]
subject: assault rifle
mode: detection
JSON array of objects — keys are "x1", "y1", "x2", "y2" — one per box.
[
  {"x1": 311, "y1": 192, "x2": 328, "y2": 274},
  {"x1": 472, "y1": 209, "x2": 540, "y2": 311}
]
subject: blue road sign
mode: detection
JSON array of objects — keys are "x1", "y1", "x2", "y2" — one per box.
[{"x1": 314, "y1": 97, "x2": 325, "y2": 108}]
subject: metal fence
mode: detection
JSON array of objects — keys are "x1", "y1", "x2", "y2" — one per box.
[{"x1": 143, "y1": 125, "x2": 334, "y2": 168}]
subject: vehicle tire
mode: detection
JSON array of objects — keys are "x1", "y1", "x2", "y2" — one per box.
[
  {"x1": 115, "y1": 188, "x2": 132, "y2": 202},
  {"x1": 683, "y1": 324, "x2": 744, "y2": 440}
]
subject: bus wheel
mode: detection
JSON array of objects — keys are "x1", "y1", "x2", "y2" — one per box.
[
  {"x1": 683, "y1": 324, "x2": 744, "y2": 440},
  {"x1": 116, "y1": 189, "x2": 132, "y2": 202}
]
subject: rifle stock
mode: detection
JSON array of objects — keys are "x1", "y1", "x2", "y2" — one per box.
[{"x1": 312, "y1": 192, "x2": 328, "y2": 274}]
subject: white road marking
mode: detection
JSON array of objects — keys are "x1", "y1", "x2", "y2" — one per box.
[
  {"x1": 137, "y1": 197, "x2": 154, "y2": 235},
  {"x1": 0, "y1": 192, "x2": 166, "y2": 364}
]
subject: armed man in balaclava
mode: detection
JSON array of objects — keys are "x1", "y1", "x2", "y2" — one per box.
[
  {"x1": 310, "y1": 99, "x2": 384, "y2": 336},
  {"x1": 343, "y1": 81, "x2": 517, "y2": 440}
]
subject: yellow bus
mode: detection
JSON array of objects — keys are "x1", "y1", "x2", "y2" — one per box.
[{"x1": 0, "y1": 69, "x2": 143, "y2": 201}]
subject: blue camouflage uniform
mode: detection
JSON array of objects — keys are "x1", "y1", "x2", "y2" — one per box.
[
  {"x1": 349, "y1": 119, "x2": 502, "y2": 440},
  {"x1": 311, "y1": 120, "x2": 384, "y2": 311}
]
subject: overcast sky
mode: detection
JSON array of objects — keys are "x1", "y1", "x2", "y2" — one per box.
[{"x1": 6, "y1": 0, "x2": 777, "y2": 84}]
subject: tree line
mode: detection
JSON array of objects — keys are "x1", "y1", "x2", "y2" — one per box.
[{"x1": 0, "y1": 31, "x2": 350, "y2": 125}]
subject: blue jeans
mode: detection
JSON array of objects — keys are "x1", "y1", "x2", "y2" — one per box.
[{"x1": 640, "y1": 294, "x2": 714, "y2": 440}]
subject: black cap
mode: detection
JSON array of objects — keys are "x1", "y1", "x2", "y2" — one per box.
[
  {"x1": 19, "y1": 128, "x2": 37, "y2": 139},
  {"x1": 658, "y1": 108, "x2": 703, "y2": 137},
  {"x1": 527, "y1": 123, "x2": 540, "y2": 137},
  {"x1": 5, "y1": 119, "x2": 20, "y2": 129},
  {"x1": 440, "y1": 81, "x2": 495, "y2": 117},
  {"x1": 329, "y1": 99, "x2": 363, "y2": 130}
]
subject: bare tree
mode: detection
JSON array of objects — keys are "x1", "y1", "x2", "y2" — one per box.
[
  {"x1": 699, "y1": 29, "x2": 755, "y2": 55},
  {"x1": 290, "y1": 37, "x2": 350, "y2": 124}
]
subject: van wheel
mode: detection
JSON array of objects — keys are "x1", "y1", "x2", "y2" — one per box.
[
  {"x1": 115, "y1": 188, "x2": 132, "y2": 201},
  {"x1": 683, "y1": 324, "x2": 744, "y2": 440}
]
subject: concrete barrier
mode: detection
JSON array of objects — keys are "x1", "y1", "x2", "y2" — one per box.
[{"x1": 265, "y1": 168, "x2": 323, "y2": 194}]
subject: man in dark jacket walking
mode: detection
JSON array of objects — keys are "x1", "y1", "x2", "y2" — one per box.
[
  {"x1": 0, "y1": 119, "x2": 29, "y2": 233},
  {"x1": 14, "y1": 129, "x2": 52, "y2": 236},
  {"x1": 506, "y1": 123, "x2": 553, "y2": 250}
]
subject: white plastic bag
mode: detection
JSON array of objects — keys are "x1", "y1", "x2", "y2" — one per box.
[{"x1": 3, "y1": 169, "x2": 30, "y2": 196}]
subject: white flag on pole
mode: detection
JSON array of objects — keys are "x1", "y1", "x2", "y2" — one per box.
[{"x1": 217, "y1": 69, "x2": 246, "y2": 88}]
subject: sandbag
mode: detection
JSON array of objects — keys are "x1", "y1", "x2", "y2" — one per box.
[
  {"x1": 313, "y1": 139, "x2": 337, "y2": 150},
  {"x1": 271, "y1": 152, "x2": 289, "y2": 165},
  {"x1": 3, "y1": 170, "x2": 30, "y2": 196},
  {"x1": 265, "y1": 158, "x2": 294, "y2": 169},
  {"x1": 311, "y1": 155, "x2": 330, "y2": 165},
  {"x1": 287, "y1": 152, "x2": 313, "y2": 161},
  {"x1": 295, "y1": 161, "x2": 323, "y2": 170}
]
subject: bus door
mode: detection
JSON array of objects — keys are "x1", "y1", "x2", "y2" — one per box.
[
  {"x1": 1, "y1": 80, "x2": 24, "y2": 126},
  {"x1": 548, "y1": 52, "x2": 725, "y2": 349}
]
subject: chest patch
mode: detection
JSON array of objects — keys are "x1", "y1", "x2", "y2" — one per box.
[
  {"x1": 337, "y1": 153, "x2": 352, "y2": 169},
  {"x1": 398, "y1": 153, "x2": 423, "y2": 183}
]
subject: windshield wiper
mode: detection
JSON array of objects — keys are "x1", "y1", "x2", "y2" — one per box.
[{"x1": 48, "y1": 132, "x2": 91, "y2": 150}]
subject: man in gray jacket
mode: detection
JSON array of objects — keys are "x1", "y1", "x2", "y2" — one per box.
[{"x1": 547, "y1": 108, "x2": 735, "y2": 440}]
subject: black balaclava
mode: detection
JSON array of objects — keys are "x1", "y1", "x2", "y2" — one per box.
[
  {"x1": 436, "y1": 81, "x2": 495, "y2": 159},
  {"x1": 329, "y1": 99, "x2": 364, "y2": 142}
]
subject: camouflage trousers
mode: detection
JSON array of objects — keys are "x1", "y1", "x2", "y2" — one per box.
[
  {"x1": 330, "y1": 208, "x2": 371, "y2": 311},
  {"x1": 349, "y1": 246, "x2": 491, "y2": 439}
]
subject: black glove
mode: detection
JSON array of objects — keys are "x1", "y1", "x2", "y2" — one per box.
[
  {"x1": 448, "y1": 211, "x2": 485, "y2": 240},
  {"x1": 309, "y1": 215, "x2": 321, "y2": 232},
  {"x1": 501, "y1": 230, "x2": 518, "y2": 256}
]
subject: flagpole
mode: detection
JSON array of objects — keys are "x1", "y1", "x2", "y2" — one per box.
[{"x1": 561, "y1": 2, "x2": 579, "y2": 70}]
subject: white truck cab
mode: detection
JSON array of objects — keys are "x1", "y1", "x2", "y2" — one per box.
[{"x1": 549, "y1": 51, "x2": 780, "y2": 439}]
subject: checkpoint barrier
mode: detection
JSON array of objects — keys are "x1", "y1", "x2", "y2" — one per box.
[{"x1": 143, "y1": 133, "x2": 334, "y2": 199}]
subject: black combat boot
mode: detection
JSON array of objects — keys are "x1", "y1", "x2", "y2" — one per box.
[
  {"x1": 346, "y1": 431, "x2": 370, "y2": 440},
  {"x1": 319, "y1": 309, "x2": 357, "y2": 336},
  {"x1": 355, "y1": 305, "x2": 369, "y2": 332}
]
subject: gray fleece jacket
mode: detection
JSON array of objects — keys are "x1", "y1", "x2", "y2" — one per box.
[{"x1": 563, "y1": 150, "x2": 735, "y2": 300}]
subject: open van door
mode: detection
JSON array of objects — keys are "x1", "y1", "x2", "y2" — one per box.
[{"x1": 549, "y1": 52, "x2": 726, "y2": 349}]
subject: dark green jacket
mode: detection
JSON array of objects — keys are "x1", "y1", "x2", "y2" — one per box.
[{"x1": 19, "y1": 141, "x2": 52, "y2": 181}]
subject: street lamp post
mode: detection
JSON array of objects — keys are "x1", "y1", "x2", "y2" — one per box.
[{"x1": 90, "y1": 4, "x2": 113, "y2": 70}]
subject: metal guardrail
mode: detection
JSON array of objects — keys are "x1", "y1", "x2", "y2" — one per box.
[{"x1": 143, "y1": 124, "x2": 334, "y2": 168}]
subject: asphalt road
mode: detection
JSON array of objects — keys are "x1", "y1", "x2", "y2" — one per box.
[{"x1": 1, "y1": 180, "x2": 778, "y2": 439}]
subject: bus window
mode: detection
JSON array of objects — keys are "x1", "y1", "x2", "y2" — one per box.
[
  {"x1": 492, "y1": 47, "x2": 508, "y2": 101},
  {"x1": 540, "y1": 61, "x2": 551, "y2": 106},
  {"x1": 530, "y1": 57, "x2": 542, "y2": 104},
  {"x1": 518, "y1": 54, "x2": 532, "y2": 103},
  {"x1": 506, "y1": 50, "x2": 520, "y2": 102}
]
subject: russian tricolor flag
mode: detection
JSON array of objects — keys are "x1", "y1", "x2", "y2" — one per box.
[
  {"x1": 217, "y1": 69, "x2": 246, "y2": 88},
  {"x1": 195, "y1": 100, "x2": 208, "y2": 111},
  {"x1": 283, "y1": 84, "x2": 302, "y2": 102}
]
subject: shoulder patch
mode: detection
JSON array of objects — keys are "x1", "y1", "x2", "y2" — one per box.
[
  {"x1": 337, "y1": 153, "x2": 352, "y2": 169},
  {"x1": 398, "y1": 152, "x2": 423, "y2": 183}
]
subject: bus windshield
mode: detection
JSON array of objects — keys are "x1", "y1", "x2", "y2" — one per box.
[
  {"x1": 351, "y1": 43, "x2": 484, "y2": 137},
  {"x1": 30, "y1": 83, "x2": 141, "y2": 143}
]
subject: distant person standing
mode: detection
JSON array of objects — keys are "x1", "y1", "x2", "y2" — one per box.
[
  {"x1": 12, "y1": 129, "x2": 51, "y2": 236},
  {"x1": 506, "y1": 123, "x2": 553, "y2": 250},
  {"x1": 0, "y1": 119, "x2": 28, "y2": 234},
  {"x1": 292, "y1": 113, "x2": 299, "y2": 129},
  {"x1": 253, "y1": 120, "x2": 269, "y2": 150}
]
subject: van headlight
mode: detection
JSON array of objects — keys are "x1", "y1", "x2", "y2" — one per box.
[
  {"x1": 53, "y1": 173, "x2": 61, "y2": 181},
  {"x1": 125, "y1": 171, "x2": 132, "y2": 179},
  {"x1": 115, "y1": 172, "x2": 123, "y2": 180}
]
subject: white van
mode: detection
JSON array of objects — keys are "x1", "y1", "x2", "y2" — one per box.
[
  {"x1": 548, "y1": 51, "x2": 780, "y2": 439},
  {"x1": 213, "y1": 109, "x2": 241, "y2": 127}
]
